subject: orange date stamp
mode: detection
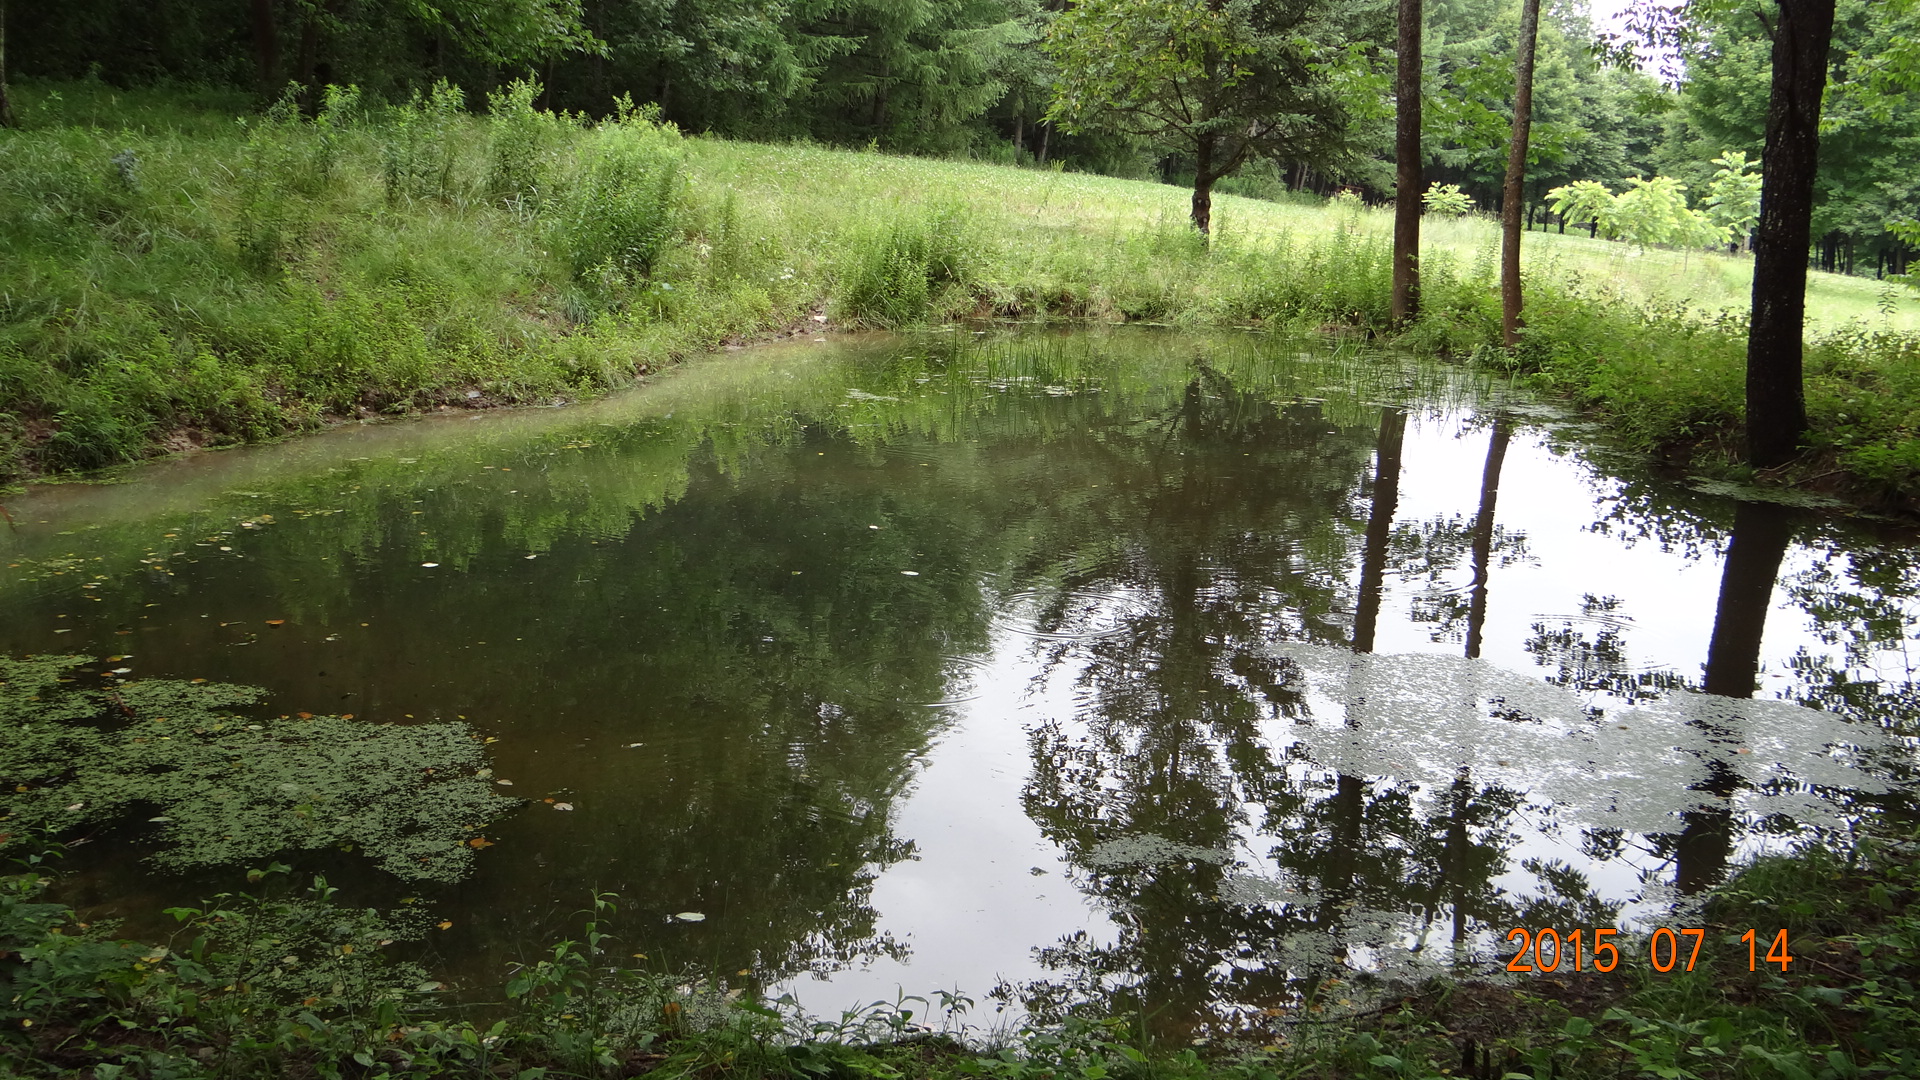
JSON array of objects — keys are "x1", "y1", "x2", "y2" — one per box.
[{"x1": 1503, "y1": 927, "x2": 1795, "y2": 973}]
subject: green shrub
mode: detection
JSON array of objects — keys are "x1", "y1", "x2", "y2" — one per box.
[
  {"x1": 833, "y1": 204, "x2": 980, "y2": 328},
  {"x1": 558, "y1": 103, "x2": 684, "y2": 299},
  {"x1": 485, "y1": 77, "x2": 565, "y2": 211}
]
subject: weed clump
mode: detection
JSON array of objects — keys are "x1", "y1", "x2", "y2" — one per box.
[{"x1": 834, "y1": 205, "x2": 980, "y2": 328}]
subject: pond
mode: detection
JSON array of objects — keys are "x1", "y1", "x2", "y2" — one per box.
[{"x1": 2, "y1": 327, "x2": 1915, "y2": 1035}]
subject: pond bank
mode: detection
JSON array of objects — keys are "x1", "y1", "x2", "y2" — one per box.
[
  {"x1": 4, "y1": 82, "x2": 1920, "y2": 516},
  {"x1": 5, "y1": 828, "x2": 1916, "y2": 1079}
]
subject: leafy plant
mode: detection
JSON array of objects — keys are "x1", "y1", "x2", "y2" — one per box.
[
  {"x1": 1422, "y1": 182, "x2": 1473, "y2": 216},
  {"x1": 0, "y1": 655, "x2": 518, "y2": 882}
]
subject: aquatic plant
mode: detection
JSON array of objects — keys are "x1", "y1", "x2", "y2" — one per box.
[{"x1": 0, "y1": 655, "x2": 517, "y2": 882}]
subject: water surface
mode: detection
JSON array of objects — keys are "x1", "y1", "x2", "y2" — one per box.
[{"x1": 3, "y1": 328, "x2": 1914, "y2": 1033}]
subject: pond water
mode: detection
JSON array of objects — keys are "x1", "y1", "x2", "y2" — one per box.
[{"x1": 2, "y1": 328, "x2": 1916, "y2": 1034}]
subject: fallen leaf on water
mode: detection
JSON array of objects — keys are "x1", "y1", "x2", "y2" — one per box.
[
  {"x1": 297, "y1": 712, "x2": 313, "y2": 719},
  {"x1": 421, "y1": 562, "x2": 440, "y2": 568},
  {"x1": 190, "y1": 678, "x2": 206, "y2": 684},
  {"x1": 436, "y1": 921, "x2": 453, "y2": 930},
  {"x1": 553, "y1": 802, "x2": 574, "y2": 811},
  {"x1": 467, "y1": 837, "x2": 494, "y2": 848},
  {"x1": 266, "y1": 619, "x2": 285, "y2": 627},
  {"x1": 495, "y1": 779, "x2": 514, "y2": 786},
  {"x1": 632, "y1": 952, "x2": 648, "y2": 959},
  {"x1": 674, "y1": 912, "x2": 706, "y2": 922},
  {"x1": 341, "y1": 714, "x2": 354, "y2": 720},
  {"x1": 900, "y1": 570, "x2": 919, "y2": 576}
]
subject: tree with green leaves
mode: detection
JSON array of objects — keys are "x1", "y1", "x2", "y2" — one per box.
[
  {"x1": 1703, "y1": 149, "x2": 1762, "y2": 250},
  {"x1": 1043, "y1": 0, "x2": 1387, "y2": 234}
]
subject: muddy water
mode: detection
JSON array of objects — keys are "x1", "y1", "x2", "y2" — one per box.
[{"x1": 2, "y1": 328, "x2": 1914, "y2": 1032}]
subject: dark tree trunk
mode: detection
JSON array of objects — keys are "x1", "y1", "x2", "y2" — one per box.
[
  {"x1": 1464, "y1": 419, "x2": 1511, "y2": 661},
  {"x1": 1747, "y1": 0, "x2": 1835, "y2": 468},
  {"x1": 1191, "y1": 134, "x2": 1216, "y2": 235},
  {"x1": 1391, "y1": 0, "x2": 1422, "y2": 324},
  {"x1": 1676, "y1": 500, "x2": 1794, "y2": 894},
  {"x1": 1353, "y1": 406, "x2": 1407, "y2": 655},
  {"x1": 296, "y1": 9, "x2": 321, "y2": 96},
  {"x1": 0, "y1": 0, "x2": 14, "y2": 129},
  {"x1": 1499, "y1": 0, "x2": 1541, "y2": 347},
  {"x1": 1037, "y1": 120, "x2": 1050, "y2": 165},
  {"x1": 251, "y1": 0, "x2": 279, "y2": 100}
]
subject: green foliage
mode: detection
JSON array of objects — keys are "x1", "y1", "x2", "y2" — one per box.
[
  {"x1": 558, "y1": 101, "x2": 685, "y2": 294},
  {"x1": 834, "y1": 206, "x2": 981, "y2": 328},
  {"x1": 1044, "y1": 0, "x2": 1388, "y2": 226},
  {"x1": 1421, "y1": 182, "x2": 1474, "y2": 216},
  {"x1": 380, "y1": 80, "x2": 471, "y2": 206},
  {"x1": 486, "y1": 78, "x2": 568, "y2": 210},
  {"x1": 0, "y1": 655, "x2": 518, "y2": 882},
  {"x1": 1702, "y1": 150, "x2": 1761, "y2": 248},
  {"x1": 1609, "y1": 176, "x2": 1725, "y2": 251},
  {"x1": 1546, "y1": 179, "x2": 1618, "y2": 236}
]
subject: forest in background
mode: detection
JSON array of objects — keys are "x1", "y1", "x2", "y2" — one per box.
[{"x1": 4, "y1": 0, "x2": 1916, "y2": 278}]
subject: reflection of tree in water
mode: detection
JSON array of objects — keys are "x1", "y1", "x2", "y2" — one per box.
[
  {"x1": 1523, "y1": 595, "x2": 1688, "y2": 705},
  {"x1": 1008, "y1": 393, "x2": 1584, "y2": 1034}
]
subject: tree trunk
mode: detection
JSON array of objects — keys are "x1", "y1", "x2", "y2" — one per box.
[
  {"x1": 251, "y1": 0, "x2": 279, "y2": 100},
  {"x1": 1676, "y1": 500, "x2": 1793, "y2": 894},
  {"x1": 1037, "y1": 121, "x2": 1050, "y2": 165},
  {"x1": 1464, "y1": 419, "x2": 1511, "y2": 661},
  {"x1": 1353, "y1": 406, "x2": 1407, "y2": 654},
  {"x1": 1498, "y1": 0, "x2": 1541, "y2": 348},
  {"x1": 1391, "y1": 0, "x2": 1423, "y2": 325},
  {"x1": 0, "y1": 0, "x2": 14, "y2": 129},
  {"x1": 1191, "y1": 134, "x2": 1216, "y2": 235},
  {"x1": 1747, "y1": 0, "x2": 1835, "y2": 468}
]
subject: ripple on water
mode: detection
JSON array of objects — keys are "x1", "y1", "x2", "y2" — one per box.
[{"x1": 990, "y1": 588, "x2": 1157, "y2": 642}]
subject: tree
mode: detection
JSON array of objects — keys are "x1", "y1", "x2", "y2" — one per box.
[
  {"x1": 794, "y1": 0, "x2": 1032, "y2": 152},
  {"x1": 0, "y1": 0, "x2": 14, "y2": 129},
  {"x1": 1545, "y1": 178, "x2": 1614, "y2": 236},
  {"x1": 1498, "y1": 0, "x2": 1540, "y2": 347},
  {"x1": 1043, "y1": 0, "x2": 1387, "y2": 234},
  {"x1": 1391, "y1": 0, "x2": 1422, "y2": 323},
  {"x1": 1746, "y1": 0, "x2": 1836, "y2": 468},
  {"x1": 1703, "y1": 149, "x2": 1762, "y2": 249}
]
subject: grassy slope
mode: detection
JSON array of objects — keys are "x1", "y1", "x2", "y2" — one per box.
[{"x1": 3, "y1": 81, "x2": 1919, "y2": 506}]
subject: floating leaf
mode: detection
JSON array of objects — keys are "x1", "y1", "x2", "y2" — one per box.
[
  {"x1": 437, "y1": 921, "x2": 453, "y2": 930},
  {"x1": 900, "y1": 570, "x2": 919, "y2": 576},
  {"x1": 421, "y1": 562, "x2": 440, "y2": 568},
  {"x1": 553, "y1": 802, "x2": 574, "y2": 811},
  {"x1": 467, "y1": 837, "x2": 494, "y2": 849},
  {"x1": 674, "y1": 912, "x2": 706, "y2": 922},
  {"x1": 266, "y1": 620, "x2": 286, "y2": 627}
]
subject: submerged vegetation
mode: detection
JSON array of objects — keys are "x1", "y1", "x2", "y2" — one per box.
[{"x1": 2, "y1": 82, "x2": 1919, "y2": 507}]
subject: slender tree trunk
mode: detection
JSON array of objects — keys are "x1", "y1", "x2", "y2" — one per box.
[
  {"x1": 1037, "y1": 120, "x2": 1050, "y2": 165},
  {"x1": 1464, "y1": 419, "x2": 1511, "y2": 661},
  {"x1": 1676, "y1": 500, "x2": 1793, "y2": 894},
  {"x1": 1353, "y1": 406, "x2": 1407, "y2": 654},
  {"x1": 1391, "y1": 0, "x2": 1423, "y2": 325},
  {"x1": 251, "y1": 0, "x2": 280, "y2": 100},
  {"x1": 0, "y1": 0, "x2": 14, "y2": 129},
  {"x1": 1747, "y1": 0, "x2": 1834, "y2": 467},
  {"x1": 1191, "y1": 134, "x2": 1216, "y2": 235},
  {"x1": 1499, "y1": 0, "x2": 1541, "y2": 347}
]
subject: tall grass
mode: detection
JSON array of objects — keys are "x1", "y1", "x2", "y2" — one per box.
[{"x1": 1, "y1": 80, "x2": 1917, "y2": 504}]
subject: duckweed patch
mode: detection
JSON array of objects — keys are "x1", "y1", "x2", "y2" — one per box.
[{"x1": 0, "y1": 655, "x2": 517, "y2": 882}]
